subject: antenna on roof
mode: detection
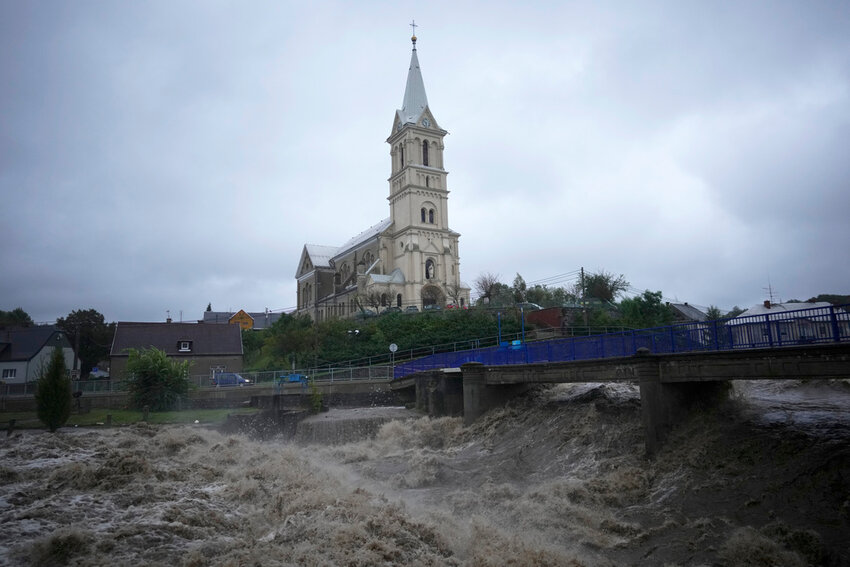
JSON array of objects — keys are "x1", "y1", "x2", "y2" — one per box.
[{"x1": 763, "y1": 278, "x2": 777, "y2": 304}]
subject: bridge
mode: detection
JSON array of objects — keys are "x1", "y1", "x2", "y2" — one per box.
[{"x1": 392, "y1": 304, "x2": 850, "y2": 455}]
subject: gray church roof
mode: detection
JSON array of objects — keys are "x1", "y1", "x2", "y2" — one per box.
[
  {"x1": 397, "y1": 41, "x2": 429, "y2": 125},
  {"x1": 370, "y1": 268, "x2": 406, "y2": 285},
  {"x1": 335, "y1": 217, "x2": 392, "y2": 258},
  {"x1": 304, "y1": 244, "x2": 339, "y2": 268}
]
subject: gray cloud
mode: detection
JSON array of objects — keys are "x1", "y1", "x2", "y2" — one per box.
[{"x1": 2, "y1": 1, "x2": 848, "y2": 323}]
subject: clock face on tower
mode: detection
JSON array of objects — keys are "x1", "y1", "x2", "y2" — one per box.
[{"x1": 422, "y1": 118, "x2": 430, "y2": 127}]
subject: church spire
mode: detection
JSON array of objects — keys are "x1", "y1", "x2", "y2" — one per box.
[{"x1": 399, "y1": 28, "x2": 429, "y2": 126}]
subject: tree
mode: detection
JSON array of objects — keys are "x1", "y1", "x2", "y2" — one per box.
[
  {"x1": 726, "y1": 306, "x2": 746, "y2": 318},
  {"x1": 445, "y1": 282, "x2": 466, "y2": 306},
  {"x1": 620, "y1": 290, "x2": 673, "y2": 328},
  {"x1": 125, "y1": 347, "x2": 191, "y2": 411},
  {"x1": 474, "y1": 273, "x2": 501, "y2": 305},
  {"x1": 35, "y1": 347, "x2": 72, "y2": 432},
  {"x1": 56, "y1": 309, "x2": 115, "y2": 379},
  {"x1": 705, "y1": 305, "x2": 724, "y2": 320},
  {"x1": 583, "y1": 270, "x2": 629, "y2": 303},
  {"x1": 511, "y1": 273, "x2": 527, "y2": 303},
  {"x1": 264, "y1": 313, "x2": 317, "y2": 369},
  {"x1": 0, "y1": 307, "x2": 34, "y2": 328}
]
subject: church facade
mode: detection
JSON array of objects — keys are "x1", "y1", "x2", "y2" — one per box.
[{"x1": 295, "y1": 35, "x2": 470, "y2": 321}]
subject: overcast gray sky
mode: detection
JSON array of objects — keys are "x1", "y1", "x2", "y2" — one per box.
[{"x1": 2, "y1": 1, "x2": 849, "y2": 324}]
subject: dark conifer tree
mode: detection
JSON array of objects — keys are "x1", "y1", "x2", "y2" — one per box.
[{"x1": 35, "y1": 347, "x2": 72, "y2": 432}]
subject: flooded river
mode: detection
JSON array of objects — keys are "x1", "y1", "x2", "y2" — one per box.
[{"x1": 2, "y1": 379, "x2": 849, "y2": 566}]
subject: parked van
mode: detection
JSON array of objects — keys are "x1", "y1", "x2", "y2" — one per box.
[{"x1": 211, "y1": 373, "x2": 251, "y2": 387}]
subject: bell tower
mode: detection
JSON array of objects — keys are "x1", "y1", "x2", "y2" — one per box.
[{"x1": 385, "y1": 31, "x2": 468, "y2": 308}]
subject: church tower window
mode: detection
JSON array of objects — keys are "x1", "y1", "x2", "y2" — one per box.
[
  {"x1": 400, "y1": 145, "x2": 405, "y2": 168},
  {"x1": 421, "y1": 208, "x2": 426, "y2": 223},
  {"x1": 422, "y1": 140, "x2": 429, "y2": 166},
  {"x1": 425, "y1": 176, "x2": 429, "y2": 188},
  {"x1": 429, "y1": 209, "x2": 434, "y2": 224}
]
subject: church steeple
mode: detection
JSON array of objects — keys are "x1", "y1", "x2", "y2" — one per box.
[{"x1": 398, "y1": 34, "x2": 429, "y2": 126}]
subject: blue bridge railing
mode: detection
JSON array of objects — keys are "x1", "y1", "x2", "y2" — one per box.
[{"x1": 393, "y1": 304, "x2": 850, "y2": 379}]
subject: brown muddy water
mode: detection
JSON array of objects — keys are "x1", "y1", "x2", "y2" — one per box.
[{"x1": 1, "y1": 380, "x2": 849, "y2": 566}]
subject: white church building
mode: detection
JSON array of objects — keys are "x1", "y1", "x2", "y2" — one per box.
[{"x1": 295, "y1": 35, "x2": 470, "y2": 321}]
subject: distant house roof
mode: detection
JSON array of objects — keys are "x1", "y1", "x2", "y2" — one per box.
[
  {"x1": 0, "y1": 326, "x2": 68, "y2": 362},
  {"x1": 736, "y1": 301, "x2": 833, "y2": 318},
  {"x1": 668, "y1": 303, "x2": 708, "y2": 322},
  {"x1": 202, "y1": 310, "x2": 282, "y2": 329},
  {"x1": 110, "y1": 322, "x2": 243, "y2": 358}
]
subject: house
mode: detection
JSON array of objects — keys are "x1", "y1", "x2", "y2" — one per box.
[
  {"x1": 727, "y1": 300, "x2": 848, "y2": 347},
  {"x1": 202, "y1": 309, "x2": 282, "y2": 330},
  {"x1": 110, "y1": 322, "x2": 243, "y2": 380},
  {"x1": 667, "y1": 302, "x2": 708, "y2": 323},
  {"x1": 0, "y1": 326, "x2": 75, "y2": 384}
]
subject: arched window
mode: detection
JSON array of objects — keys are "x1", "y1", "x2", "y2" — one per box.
[
  {"x1": 400, "y1": 145, "x2": 404, "y2": 168},
  {"x1": 396, "y1": 294, "x2": 402, "y2": 307},
  {"x1": 429, "y1": 209, "x2": 434, "y2": 224},
  {"x1": 381, "y1": 294, "x2": 387, "y2": 307},
  {"x1": 425, "y1": 176, "x2": 429, "y2": 188},
  {"x1": 421, "y1": 208, "x2": 426, "y2": 222},
  {"x1": 422, "y1": 140, "x2": 429, "y2": 166}
]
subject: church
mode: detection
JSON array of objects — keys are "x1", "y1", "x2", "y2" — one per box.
[{"x1": 294, "y1": 34, "x2": 470, "y2": 321}]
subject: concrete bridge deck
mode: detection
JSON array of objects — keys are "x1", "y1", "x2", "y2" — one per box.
[{"x1": 393, "y1": 343, "x2": 850, "y2": 455}]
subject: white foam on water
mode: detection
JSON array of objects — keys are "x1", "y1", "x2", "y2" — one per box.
[{"x1": 1, "y1": 380, "x2": 847, "y2": 565}]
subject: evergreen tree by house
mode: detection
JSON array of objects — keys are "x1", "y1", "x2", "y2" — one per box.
[
  {"x1": 124, "y1": 347, "x2": 191, "y2": 411},
  {"x1": 35, "y1": 347, "x2": 72, "y2": 432}
]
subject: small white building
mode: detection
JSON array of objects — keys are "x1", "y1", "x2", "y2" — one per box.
[
  {"x1": 728, "y1": 301, "x2": 848, "y2": 346},
  {"x1": 0, "y1": 326, "x2": 75, "y2": 384}
]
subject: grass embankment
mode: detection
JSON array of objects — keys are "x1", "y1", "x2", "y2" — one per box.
[{"x1": 0, "y1": 407, "x2": 261, "y2": 431}]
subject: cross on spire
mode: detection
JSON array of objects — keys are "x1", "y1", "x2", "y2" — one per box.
[{"x1": 410, "y1": 19, "x2": 418, "y2": 49}]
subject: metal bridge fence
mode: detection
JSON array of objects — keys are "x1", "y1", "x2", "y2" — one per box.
[{"x1": 393, "y1": 304, "x2": 850, "y2": 379}]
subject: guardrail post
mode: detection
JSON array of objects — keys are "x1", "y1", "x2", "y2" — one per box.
[
  {"x1": 765, "y1": 314, "x2": 774, "y2": 347},
  {"x1": 830, "y1": 306, "x2": 841, "y2": 342}
]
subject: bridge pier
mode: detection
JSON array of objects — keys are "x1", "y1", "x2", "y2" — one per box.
[
  {"x1": 414, "y1": 370, "x2": 464, "y2": 417},
  {"x1": 462, "y1": 363, "x2": 534, "y2": 426},
  {"x1": 639, "y1": 360, "x2": 730, "y2": 457}
]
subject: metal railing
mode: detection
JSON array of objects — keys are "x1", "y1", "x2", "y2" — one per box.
[{"x1": 393, "y1": 304, "x2": 850, "y2": 378}]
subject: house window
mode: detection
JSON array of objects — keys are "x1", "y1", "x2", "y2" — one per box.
[
  {"x1": 178, "y1": 341, "x2": 192, "y2": 352},
  {"x1": 422, "y1": 140, "x2": 429, "y2": 166},
  {"x1": 2, "y1": 369, "x2": 16, "y2": 379},
  {"x1": 381, "y1": 294, "x2": 388, "y2": 307},
  {"x1": 397, "y1": 294, "x2": 402, "y2": 307}
]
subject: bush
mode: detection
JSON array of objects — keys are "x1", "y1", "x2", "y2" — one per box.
[
  {"x1": 124, "y1": 347, "x2": 191, "y2": 411},
  {"x1": 35, "y1": 347, "x2": 72, "y2": 432}
]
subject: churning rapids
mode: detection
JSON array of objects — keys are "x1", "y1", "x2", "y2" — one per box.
[{"x1": 2, "y1": 380, "x2": 849, "y2": 566}]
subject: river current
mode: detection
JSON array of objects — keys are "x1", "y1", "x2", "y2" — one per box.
[{"x1": 1, "y1": 379, "x2": 849, "y2": 566}]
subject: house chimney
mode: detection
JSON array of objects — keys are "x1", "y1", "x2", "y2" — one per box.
[{"x1": 763, "y1": 300, "x2": 771, "y2": 309}]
